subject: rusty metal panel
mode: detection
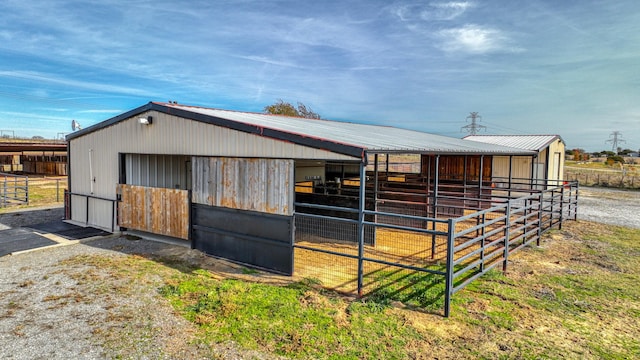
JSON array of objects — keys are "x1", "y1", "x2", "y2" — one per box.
[
  {"x1": 192, "y1": 157, "x2": 293, "y2": 216},
  {"x1": 118, "y1": 184, "x2": 189, "y2": 240}
]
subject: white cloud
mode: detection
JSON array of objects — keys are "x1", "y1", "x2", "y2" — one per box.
[{"x1": 436, "y1": 24, "x2": 517, "y2": 54}]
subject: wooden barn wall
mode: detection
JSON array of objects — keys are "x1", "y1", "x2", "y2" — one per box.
[
  {"x1": 192, "y1": 157, "x2": 294, "y2": 216},
  {"x1": 421, "y1": 155, "x2": 492, "y2": 182},
  {"x1": 117, "y1": 184, "x2": 189, "y2": 240}
]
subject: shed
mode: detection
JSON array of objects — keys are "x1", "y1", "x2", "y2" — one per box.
[
  {"x1": 463, "y1": 135, "x2": 566, "y2": 187},
  {"x1": 66, "y1": 102, "x2": 556, "y2": 278}
]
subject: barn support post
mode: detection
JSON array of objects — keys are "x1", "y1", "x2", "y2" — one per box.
[
  {"x1": 431, "y1": 155, "x2": 440, "y2": 259},
  {"x1": 426, "y1": 155, "x2": 432, "y2": 216},
  {"x1": 463, "y1": 155, "x2": 468, "y2": 210},
  {"x1": 357, "y1": 160, "x2": 366, "y2": 297},
  {"x1": 373, "y1": 154, "x2": 379, "y2": 209},
  {"x1": 537, "y1": 191, "x2": 544, "y2": 245},
  {"x1": 477, "y1": 155, "x2": 484, "y2": 225},
  {"x1": 574, "y1": 183, "x2": 579, "y2": 221},
  {"x1": 444, "y1": 218, "x2": 455, "y2": 318},
  {"x1": 385, "y1": 153, "x2": 389, "y2": 175},
  {"x1": 559, "y1": 186, "x2": 565, "y2": 230},
  {"x1": 480, "y1": 211, "x2": 486, "y2": 272},
  {"x1": 503, "y1": 201, "x2": 511, "y2": 273},
  {"x1": 530, "y1": 155, "x2": 537, "y2": 190},
  {"x1": 373, "y1": 154, "x2": 379, "y2": 246},
  {"x1": 508, "y1": 155, "x2": 513, "y2": 199},
  {"x1": 188, "y1": 189, "x2": 195, "y2": 249}
]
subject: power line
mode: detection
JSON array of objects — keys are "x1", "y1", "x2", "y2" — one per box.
[
  {"x1": 605, "y1": 131, "x2": 626, "y2": 154},
  {"x1": 461, "y1": 112, "x2": 486, "y2": 135}
]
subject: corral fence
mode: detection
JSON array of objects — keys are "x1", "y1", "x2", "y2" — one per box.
[
  {"x1": 293, "y1": 179, "x2": 578, "y2": 317},
  {"x1": 0, "y1": 172, "x2": 29, "y2": 207},
  {"x1": 0, "y1": 176, "x2": 68, "y2": 208},
  {"x1": 565, "y1": 170, "x2": 639, "y2": 189}
]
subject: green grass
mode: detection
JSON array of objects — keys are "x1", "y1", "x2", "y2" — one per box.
[
  {"x1": 159, "y1": 273, "x2": 421, "y2": 359},
  {"x1": 60, "y1": 220, "x2": 640, "y2": 359}
]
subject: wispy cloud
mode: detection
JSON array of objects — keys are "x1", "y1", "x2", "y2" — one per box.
[
  {"x1": 77, "y1": 109, "x2": 122, "y2": 114},
  {"x1": 0, "y1": 70, "x2": 153, "y2": 96},
  {"x1": 394, "y1": 1, "x2": 473, "y2": 22},
  {"x1": 436, "y1": 24, "x2": 519, "y2": 54}
]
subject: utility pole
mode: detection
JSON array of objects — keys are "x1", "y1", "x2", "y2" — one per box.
[
  {"x1": 605, "y1": 131, "x2": 625, "y2": 154},
  {"x1": 461, "y1": 112, "x2": 486, "y2": 135}
]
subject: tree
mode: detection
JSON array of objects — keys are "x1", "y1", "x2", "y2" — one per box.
[
  {"x1": 264, "y1": 99, "x2": 321, "y2": 119},
  {"x1": 606, "y1": 155, "x2": 625, "y2": 165}
]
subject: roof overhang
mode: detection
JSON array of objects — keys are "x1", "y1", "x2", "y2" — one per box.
[{"x1": 67, "y1": 102, "x2": 536, "y2": 160}]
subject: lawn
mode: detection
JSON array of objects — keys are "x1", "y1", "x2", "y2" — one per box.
[{"x1": 70, "y1": 220, "x2": 640, "y2": 359}]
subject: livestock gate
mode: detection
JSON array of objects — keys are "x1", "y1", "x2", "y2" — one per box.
[{"x1": 293, "y1": 154, "x2": 578, "y2": 317}]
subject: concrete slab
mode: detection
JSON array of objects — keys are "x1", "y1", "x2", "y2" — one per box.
[
  {"x1": 0, "y1": 228, "x2": 58, "y2": 256},
  {"x1": 0, "y1": 221, "x2": 110, "y2": 257}
]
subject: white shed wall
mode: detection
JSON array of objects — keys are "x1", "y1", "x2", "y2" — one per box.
[{"x1": 492, "y1": 156, "x2": 533, "y2": 183}]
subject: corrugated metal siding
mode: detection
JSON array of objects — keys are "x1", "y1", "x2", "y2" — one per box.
[
  {"x1": 492, "y1": 156, "x2": 511, "y2": 180},
  {"x1": 192, "y1": 157, "x2": 293, "y2": 216},
  {"x1": 125, "y1": 154, "x2": 190, "y2": 189},
  {"x1": 548, "y1": 139, "x2": 565, "y2": 182},
  {"x1": 168, "y1": 104, "x2": 533, "y2": 154},
  {"x1": 68, "y1": 139, "x2": 118, "y2": 230},
  {"x1": 492, "y1": 156, "x2": 532, "y2": 183},
  {"x1": 68, "y1": 111, "x2": 352, "y2": 228},
  {"x1": 464, "y1": 135, "x2": 560, "y2": 152},
  {"x1": 70, "y1": 103, "x2": 536, "y2": 156},
  {"x1": 90, "y1": 111, "x2": 358, "y2": 160}
]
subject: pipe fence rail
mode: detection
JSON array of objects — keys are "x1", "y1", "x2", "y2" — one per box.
[
  {"x1": 0, "y1": 172, "x2": 28, "y2": 207},
  {"x1": 294, "y1": 180, "x2": 579, "y2": 317}
]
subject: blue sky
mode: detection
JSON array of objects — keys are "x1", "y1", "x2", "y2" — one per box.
[{"x1": 0, "y1": 0, "x2": 638, "y2": 152}]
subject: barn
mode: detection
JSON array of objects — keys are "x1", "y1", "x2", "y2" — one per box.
[
  {"x1": 463, "y1": 135, "x2": 566, "y2": 188},
  {"x1": 66, "y1": 102, "x2": 577, "y2": 315}
]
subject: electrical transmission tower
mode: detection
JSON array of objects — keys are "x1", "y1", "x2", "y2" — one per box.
[
  {"x1": 461, "y1": 112, "x2": 486, "y2": 135},
  {"x1": 605, "y1": 131, "x2": 626, "y2": 154}
]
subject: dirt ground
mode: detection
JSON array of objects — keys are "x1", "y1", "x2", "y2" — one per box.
[{"x1": 0, "y1": 186, "x2": 637, "y2": 359}]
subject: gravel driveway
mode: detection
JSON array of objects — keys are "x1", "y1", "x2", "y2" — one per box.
[
  {"x1": 577, "y1": 186, "x2": 640, "y2": 228},
  {"x1": 1, "y1": 187, "x2": 638, "y2": 359}
]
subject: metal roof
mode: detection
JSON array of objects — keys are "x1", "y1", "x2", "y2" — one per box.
[
  {"x1": 68, "y1": 102, "x2": 535, "y2": 159},
  {"x1": 463, "y1": 135, "x2": 564, "y2": 152}
]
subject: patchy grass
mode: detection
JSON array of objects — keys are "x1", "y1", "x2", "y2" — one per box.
[
  {"x1": 58, "y1": 221, "x2": 640, "y2": 359},
  {"x1": 565, "y1": 160, "x2": 640, "y2": 174}
]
